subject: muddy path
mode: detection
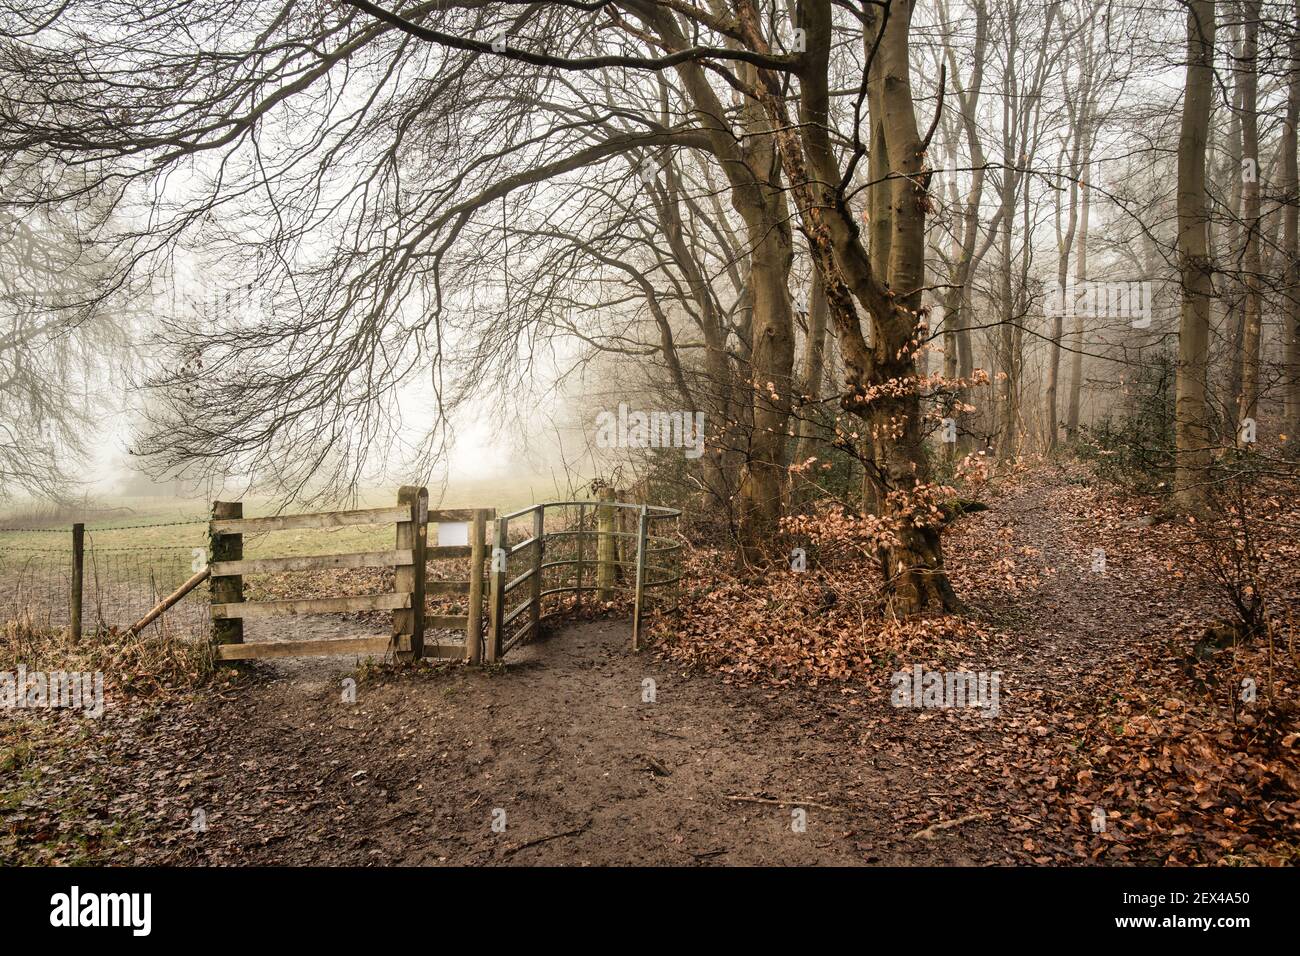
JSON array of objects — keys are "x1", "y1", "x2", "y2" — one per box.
[{"x1": 126, "y1": 621, "x2": 897, "y2": 865}]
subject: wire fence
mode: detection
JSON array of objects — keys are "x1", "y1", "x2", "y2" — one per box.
[{"x1": 0, "y1": 518, "x2": 209, "y2": 635}]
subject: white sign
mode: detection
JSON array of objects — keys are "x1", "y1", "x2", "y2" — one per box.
[{"x1": 438, "y1": 521, "x2": 469, "y2": 547}]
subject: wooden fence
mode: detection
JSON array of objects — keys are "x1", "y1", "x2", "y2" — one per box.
[
  {"x1": 207, "y1": 486, "x2": 492, "y2": 661},
  {"x1": 204, "y1": 486, "x2": 679, "y2": 662}
]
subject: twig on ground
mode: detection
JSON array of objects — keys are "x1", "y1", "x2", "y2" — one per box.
[
  {"x1": 724, "y1": 794, "x2": 841, "y2": 811},
  {"x1": 640, "y1": 754, "x2": 672, "y2": 776},
  {"x1": 912, "y1": 811, "x2": 990, "y2": 840},
  {"x1": 501, "y1": 818, "x2": 592, "y2": 857}
]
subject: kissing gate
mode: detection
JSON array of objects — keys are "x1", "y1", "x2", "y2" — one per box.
[{"x1": 205, "y1": 487, "x2": 681, "y2": 663}]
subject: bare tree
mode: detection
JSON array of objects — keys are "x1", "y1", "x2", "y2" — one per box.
[
  {"x1": 0, "y1": 158, "x2": 126, "y2": 501},
  {"x1": 1053, "y1": 2, "x2": 1102, "y2": 448}
]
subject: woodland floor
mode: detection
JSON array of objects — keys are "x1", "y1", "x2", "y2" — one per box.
[{"x1": 3, "y1": 467, "x2": 1297, "y2": 865}]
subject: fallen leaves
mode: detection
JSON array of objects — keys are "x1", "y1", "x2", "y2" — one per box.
[{"x1": 653, "y1": 463, "x2": 1300, "y2": 865}]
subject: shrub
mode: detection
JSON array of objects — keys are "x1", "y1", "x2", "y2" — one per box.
[{"x1": 1075, "y1": 352, "x2": 1176, "y2": 493}]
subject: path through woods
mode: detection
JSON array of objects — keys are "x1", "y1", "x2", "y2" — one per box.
[{"x1": 6, "y1": 473, "x2": 1273, "y2": 865}]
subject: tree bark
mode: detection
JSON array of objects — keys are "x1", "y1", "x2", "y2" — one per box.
[
  {"x1": 1236, "y1": 0, "x2": 1263, "y2": 427},
  {"x1": 938, "y1": 0, "x2": 988, "y2": 456},
  {"x1": 1047, "y1": 27, "x2": 1093, "y2": 452},
  {"x1": 793, "y1": 266, "x2": 829, "y2": 493},
  {"x1": 1174, "y1": 0, "x2": 1217, "y2": 511},
  {"x1": 1285, "y1": 0, "x2": 1300, "y2": 438},
  {"x1": 1066, "y1": 161, "x2": 1091, "y2": 440}
]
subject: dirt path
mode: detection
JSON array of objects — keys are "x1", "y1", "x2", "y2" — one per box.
[
  {"x1": 877, "y1": 472, "x2": 1216, "y2": 863},
  {"x1": 7, "y1": 474, "x2": 1221, "y2": 865},
  {"x1": 127, "y1": 621, "x2": 894, "y2": 865}
]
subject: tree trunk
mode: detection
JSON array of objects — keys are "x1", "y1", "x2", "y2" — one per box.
[
  {"x1": 862, "y1": 0, "x2": 961, "y2": 611},
  {"x1": 654, "y1": 21, "x2": 797, "y2": 548},
  {"x1": 1066, "y1": 162, "x2": 1091, "y2": 439},
  {"x1": 1047, "y1": 162, "x2": 1077, "y2": 452},
  {"x1": 996, "y1": 143, "x2": 1017, "y2": 458},
  {"x1": 777, "y1": 0, "x2": 963, "y2": 612},
  {"x1": 1175, "y1": 0, "x2": 1217, "y2": 511},
  {"x1": 736, "y1": 216, "x2": 795, "y2": 545},
  {"x1": 1223, "y1": 14, "x2": 1246, "y2": 433},
  {"x1": 1285, "y1": 0, "x2": 1300, "y2": 437},
  {"x1": 793, "y1": 266, "x2": 829, "y2": 493},
  {"x1": 1236, "y1": 1, "x2": 1263, "y2": 427}
]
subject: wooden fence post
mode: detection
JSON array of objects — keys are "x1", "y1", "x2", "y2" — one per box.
[
  {"x1": 529, "y1": 506, "x2": 544, "y2": 639},
  {"x1": 574, "y1": 503, "x2": 585, "y2": 610},
  {"x1": 69, "y1": 523, "x2": 84, "y2": 643},
  {"x1": 631, "y1": 505, "x2": 650, "y2": 652},
  {"x1": 487, "y1": 517, "x2": 507, "y2": 662},
  {"x1": 596, "y1": 488, "x2": 616, "y2": 601},
  {"x1": 465, "y1": 508, "x2": 488, "y2": 663},
  {"x1": 615, "y1": 489, "x2": 630, "y2": 580},
  {"x1": 393, "y1": 485, "x2": 427, "y2": 661},
  {"x1": 210, "y1": 502, "x2": 244, "y2": 650}
]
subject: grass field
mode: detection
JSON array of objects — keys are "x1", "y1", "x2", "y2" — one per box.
[{"x1": 0, "y1": 472, "x2": 590, "y2": 552}]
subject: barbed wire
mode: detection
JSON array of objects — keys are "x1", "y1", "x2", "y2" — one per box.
[
  {"x1": 0, "y1": 517, "x2": 208, "y2": 533},
  {"x1": 88, "y1": 545, "x2": 198, "y2": 552},
  {"x1": 1, "y1": 544, "x2": 197, "y2": 553}
]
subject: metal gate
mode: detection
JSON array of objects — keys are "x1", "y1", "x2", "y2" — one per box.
[{"x1": 485, "y1": 494, "x2": 682, "y2": 660}]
